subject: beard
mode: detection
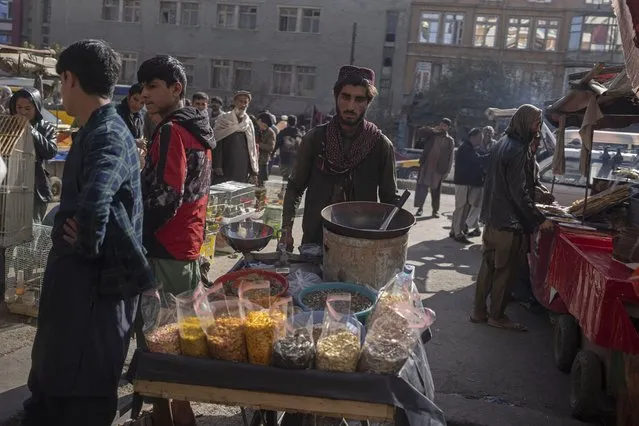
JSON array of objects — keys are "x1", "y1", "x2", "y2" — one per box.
[{"x1": 337, "y1": 104, "x2": 366, "y2": 127}]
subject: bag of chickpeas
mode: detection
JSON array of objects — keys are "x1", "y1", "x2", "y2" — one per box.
[
  {"x1": 198, "y1": 295, "x2": 251, "y2": 363},
  {"x1": 174, "y1": 288, "x2": 210, "y2": 358},
  {"x1": 316, "y1": 293, "x2": 363, "y2": 373}
]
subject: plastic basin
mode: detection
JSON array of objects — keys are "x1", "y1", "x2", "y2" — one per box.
[
  {"x1": 296, "y1": 282, "x2": 378, "y2": 323},
  {"x1": 212, "y1": 269, "x2": 289, "y2": 298},
  {"x1": 290, "y1": 310, "x2": 366, "y2": 345}
]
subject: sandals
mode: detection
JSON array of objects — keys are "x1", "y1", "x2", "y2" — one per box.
[
  {"x1": 469, "y1": 313, "x2": 488, "y2": 323},
  {"x1": 487, "y1": 316, "x2": 528, "y2": 332}
]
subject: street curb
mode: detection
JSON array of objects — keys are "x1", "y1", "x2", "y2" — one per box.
[{"x1": 397, "y1": 179, "x2": 455, "y2": 195}]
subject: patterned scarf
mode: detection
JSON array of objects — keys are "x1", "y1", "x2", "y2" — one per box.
[{"x1": 320, "y1": 116, "x2": 381, "y2": 175}]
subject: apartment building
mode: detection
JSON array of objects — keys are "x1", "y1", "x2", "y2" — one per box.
[
  {"x1": 21, "y1": 0, "x2": 52, "y2": 48},
  {"x1": 405, "y1": 0, "x2": 624, "y2": 107},
  {"x1": 46, "y1": 0, "x2": 411, "y2": 120},
  {"x1": 0, "y1": 0, "x2": 24, "y2": 45}
]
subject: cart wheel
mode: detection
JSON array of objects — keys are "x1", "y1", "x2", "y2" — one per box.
[
  {"x1": 570, "y1": 350, "x2": 603, "y2": 421},
  {"x1": 553, "y1": 315, "x2": 580, "y2": 373},
  {"x1": 50, "y1": 176, "x2": 62, "y2": 202}
]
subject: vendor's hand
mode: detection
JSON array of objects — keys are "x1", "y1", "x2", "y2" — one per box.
[
  {"x1": 539, "y1": 220, "x2": 554, "y2": 231},
  {"x1": 214, "y1": 168, "x2": 224, "y2": 177},
  {"x1": 63, "y1": 217, "x2": 79, "y2": 246},
  {"x1": 279, "y1": 227, "x2": 294, "y2": 253}
]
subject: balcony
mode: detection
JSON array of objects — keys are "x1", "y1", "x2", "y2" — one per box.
[{"x1": 563, "y1": 50, "x2": 624, "y2": 67}]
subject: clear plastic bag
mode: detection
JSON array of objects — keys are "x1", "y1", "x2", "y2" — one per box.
[
  {"x1": 238, "y1": 278, "x2": 273, "y2": 308},
  {"x1": 198, "y1": 296, "x2": 249, "y2": 362},
  {"x1": 273, "y1": 306, "x2": 315, "y2": 370},
  {"x1": 367, "y1": 265, "x2": 422, "y2": 328},
  {"x1": 316, "y1": 294, "x2": 362, "y2": 373},
  {"x1": 174, "y1": 288, "x2": 209, "y2": 358},
  {"x1": 359, "y1": 302, "x2": 433, "y2": 375},
  {"x1": 144, "y1": 293, "x2": 180, "y2": 355},
  {"x1": 287, "y1": 269, "x2": 323, "y2": 297}
]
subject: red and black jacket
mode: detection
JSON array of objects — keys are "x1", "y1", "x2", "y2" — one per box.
[{"x1": 142, "y1": 107, "x2": 215, "y2": 261}]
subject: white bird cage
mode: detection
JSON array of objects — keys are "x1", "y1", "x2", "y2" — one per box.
[{"x1": 0, "y1": 115, "x2": 35, "y2": 248}]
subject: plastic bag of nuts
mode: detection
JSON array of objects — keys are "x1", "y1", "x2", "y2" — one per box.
[
  {"x1": 200, "y1": 297, "x2": 249, "y2": 362},
  {"x1": 367, "y1": 265, "x2": 422, "y2": 328},
  {"x1": 174, "y1": 289, "x2": 210, "y2": 358},
  {"x1": 145, "y1": 323, "x2": 180, "y2": 355},
  {"x1": 273, "y1": 309, "x2": 315, "y2": 370},
  {"x1": 243, "y1": 293, "x2": 290, "y2": 366},
  {"x1": 316, "y1": 293, "x2": 362, "y2": 373}
]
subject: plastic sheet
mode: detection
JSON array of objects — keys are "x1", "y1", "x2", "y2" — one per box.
[{"x1": 545, "y1": 228, "x2": 639, "y2": 354}]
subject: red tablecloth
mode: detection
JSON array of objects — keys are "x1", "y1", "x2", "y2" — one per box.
[{"x1": 546, "y1": 227, "x2": 639, "y2": 354}]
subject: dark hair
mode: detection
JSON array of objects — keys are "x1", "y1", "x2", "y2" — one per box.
[
  {"x1": 137, "y1": 55, "x2": 187, "y2": 99},
  {"x1": 184, "y1": 99, "x2": 191, "y2": 106},
  {"x1": 210, "y1": 96, "x2": 223, "y2": 105},
  {"x1": 468, "y1": 128, "x2": 481, "y2": 138},
  {"x1": 441, "y1": 118, "x2": 452, "y2": 126},
  {"x1": 128, "y1": 83, "x2": 143, "y2": 96},
  {"x1": 56, "y1": 39, "x2": 120, "y2": 98},
  {"x1": 333, "y1": 76, "x2": 378, "y2": 102},
  {"x1": 192, "y1": 92, "x2": 209, "y2": 102},
  {"x1": 258, "y1": 112, "x2": 274, "y2": 127},
  {"x1": 287, "y1": 115, "x2": 297, "y2": 126}
]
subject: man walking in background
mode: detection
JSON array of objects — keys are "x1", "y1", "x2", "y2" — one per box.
[
  {"x1": 275, "y1": 114, "x2": 303, "y2": 198},
  {"x1": 414, "y1": 118, "x2": 454, "y2": 217},
  {"x1": 209, "y1": 96, "x2": 224, "y2": 125},
  {"x1": 256, "y1": 112, "x2": 276, "y2": 187}
]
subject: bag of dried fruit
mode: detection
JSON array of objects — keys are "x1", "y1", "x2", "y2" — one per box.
[
  {"x1": 272, "y1": 302, "x2": 315, "y2": 370},
  {"x1": 197, "y1": 294, "x2": 250, "y2": 363},
  {"x1": 367, "y1": 264, "x2": 423, "y2": 328},
  {"x1": 359, "y1": 301, "x2": 434, "y2": 375},
  {"x1": 241, "y1": 281, "x2": 290, "y2": 365},
  {"x1": 316, "y1": 293, "x2": 363, "y2": 373},
  {"x1": 173, "y1": 288, "x2": 210, "y2": 358}
]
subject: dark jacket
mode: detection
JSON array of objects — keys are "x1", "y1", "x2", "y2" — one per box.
[
  {"x1": 453, "y1": 141, "x2": 485, "y2": 187},
  {"x1": 258, "y1": 126, "x2": 276, "y2": 165},
  {"x1": 116, "y1": 97, "x2": 144, "y2": 139},
  {"x1": 275, "y1": 125, "x2": 303, "y2": 166},
  {"x1": 282, "y1": 123, "x2": 398, "y2": 245},
  {"x1": 9, "y1": 87, "x2": 58, "y2": 203},
  {"x1": 142, "y1": 107, "x2": 215, "y2": 260},
  {"x1": 480, "y1": 135, "x2": 545, "y2": 233}
]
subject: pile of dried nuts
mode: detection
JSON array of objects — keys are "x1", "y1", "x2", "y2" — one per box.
[
  {"x1": 316, "y1": 330, "x2": 361, "y2": 372},
  {"x1": 302, "y1": 289, "x2": 373, "y2": 313},
  {"x1": 178, "y1": 316, "x2": 208, "y2": 358},
  {"x1": 273, "y1": 329, "x2": 315, "y2": 370},
  {"x1": 245, "y1": 311, "x2": 278, "y2": 365},
  {"x1": 367, "y1": 293, "x2": 410, "y2": 326},
  {"x1": 359, "y1": 319, "x2": 416, "y2": 374},
  {"x1": 145, "y1": 323, "x2": 180, "y2": 355},
  {"x1": 205, "y1": 316, "x2": 247, "y2": 362}
]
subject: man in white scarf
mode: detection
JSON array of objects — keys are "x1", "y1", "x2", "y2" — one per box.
[{"x1": 212, "y1": 91, "x2": 258, "y2": 184}]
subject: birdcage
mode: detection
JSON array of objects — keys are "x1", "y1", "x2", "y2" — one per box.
[
  {"x1": 0, "y1": 115, "x2": 35, "y2": 248},
  {"x1": 4, "y1": 224, "x2": 52, "y2": 316}
]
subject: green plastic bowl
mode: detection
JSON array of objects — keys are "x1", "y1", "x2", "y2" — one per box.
[{"x1": 296, "y1": 282, "x2": 378, "y2": 323}]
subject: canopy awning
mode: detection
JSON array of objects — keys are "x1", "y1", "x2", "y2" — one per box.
[{"x1": 612, "y1": 0, "x2": 639, "y2": 96}]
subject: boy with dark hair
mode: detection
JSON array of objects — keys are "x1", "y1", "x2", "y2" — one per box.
[
  {"x1": 23, "y1": 39, "x2": 153, "y2": 426},
  {"x1": 192, "y1": 91, "x2": 209, "y2": 113},
  {"x1": 209, "y1": 95, "x2": 224, "y2": 124},
  {"x1": 116, "y1": 82, "x2": 145, "y2": 139}
]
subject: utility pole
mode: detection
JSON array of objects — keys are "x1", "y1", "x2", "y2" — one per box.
[{"x1": 349, "y1": 23, "x2": 357, "y2": 65}]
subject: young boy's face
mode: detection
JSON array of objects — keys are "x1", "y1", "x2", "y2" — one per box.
[{"x1": 141, "y1": 78, "x2": 182, "y2": 116}]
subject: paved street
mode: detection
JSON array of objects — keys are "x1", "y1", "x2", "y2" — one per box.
[{"x1": 0, "y1": 192, "x2": 591, "y2": 426}]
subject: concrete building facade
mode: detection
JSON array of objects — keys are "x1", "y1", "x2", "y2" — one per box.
[
  {"x1": 404, "y1": 0, "x2": 624, "y2": 106},
  {"x1": 46, "y1": 0, "x2": 411, "y2": 122}
]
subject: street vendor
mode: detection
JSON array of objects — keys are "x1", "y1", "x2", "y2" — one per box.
[{"x1": 280, "y1": 65, "x2": 398, "y2": 250}]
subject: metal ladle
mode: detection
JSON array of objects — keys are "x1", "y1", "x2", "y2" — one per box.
[{"x1": 379, "y1": 190, "x2": 411, "y2": 231}]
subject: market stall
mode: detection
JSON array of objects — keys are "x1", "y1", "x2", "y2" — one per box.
[
  {"x1": 536, "y1": 64, "x2": 639, "y2": 423},
  {"x1": 126, "y1": 200, "x2": 444, "y2": 425}
]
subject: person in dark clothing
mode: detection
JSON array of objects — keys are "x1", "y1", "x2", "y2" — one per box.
[
  {"x1": 450, "y1": 128, "x2": 486, "y2": 243},
  {"x1": 9, "y1": 88, "x2": 58, "y2": 222},
  {"x1": 613, "y1": 148, "x2": 624, "y2": 170},
  {"x1": 275, "y1": 114, "x2": 303, "y2": 198},
  {"x1": 280, "y1": 65, "x2": 398, "y2": 250},
  {"x1": 209, "y1": 96, "x2": 223, "y2": 125},
  {"x1": 22, "y1": 39, "x2": 154, "y2": 426},
  {"x1": 115, "y1": 83, "x2": 145, "y2": 139},
  {"x1": 212, "y1": 91, "x2": 258, "y2": 184},
  {"x1": 192, "y1": 91, "x2": 209, "y2": 113},
  {"x1": 471, "y1": 104, "x2": 553, "y2": 332},
  {"x1": 138, "y1": 55, "x2": 215, "y2": 426},
  {"x1": 256, "y1": 112, "x2": 276, "y2": 186}
]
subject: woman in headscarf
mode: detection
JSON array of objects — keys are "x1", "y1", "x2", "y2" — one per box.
[{"x1": 0, "y1": 86, "x2": 12, "y2": 114}]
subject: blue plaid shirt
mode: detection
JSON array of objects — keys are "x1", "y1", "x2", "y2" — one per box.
[{"x1": 52, "y1": 103, "x2": 154, "y2": 296}]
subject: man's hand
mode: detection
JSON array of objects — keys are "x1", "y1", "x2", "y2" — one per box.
[
  {"x1": 539, "y1": 220, "x2": 554, "y2": 231},
  {"x1": 213, "y1": 168, "x2": 224, "y2": 177},
  {"x1": 279, "y1": 227, "x2": 294, "y2": 252},
  {"x1": 63, "y1": 217, "x2": 79, "y2": 246},
  {"x1": 135, "y1": 138, "x2": 146, "y2": 150}
]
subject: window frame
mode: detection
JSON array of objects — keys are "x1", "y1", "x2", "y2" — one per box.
[
  {"x1": 216, "y1": 4, "x2": 258, "y2": 30},
  {"x1": 210, "y1": 59, "x2": 232, "y2": 90},
  {"x1": 271, "y1": 64, "x2": 316, "y2": 97},
  {"x1": 506, "y1": 17, "x2": 532, "y2": 50},
  {"x1": 473, "y1": 15, "x2": 499, "y2": 48},
  {"x1": 119, "y1": 51, "x2": 139, "y2": 84},
  {"x1": 568, "y1": 14, "x2": 620, "y2": 52},
  {"x1": 442, "y1": 13, "x2": 464, "y2": 45},
  {"x1": 533, "y1": 18, "x2": 559, "y2": 51},
  {"x1": 277, "y1": 6, "x2": 321, "y2": 34},
  {"x1": 180, "y1": 2, "x2": 200, "y2": 27},
  {"x1": 209, "y1": 59, "x2": 253, "y2": 91},
  {"x1": 158, "y1": 0, "x2": 200, "y2": 26}
]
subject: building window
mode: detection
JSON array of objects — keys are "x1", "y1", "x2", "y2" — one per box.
[
  {"x1": 123, "y1": 0, "x2": 141, "y2": 23},
  {"x1": 474, "y1": 15, "x2": 499, "y2": 48},
  {"x1": 42, "y1": 25, "x2": 50, "y2": 47},
  {"x1": 120, "y1": 52, "x2": 138, "y2": 84},
  {"x1": 534, "y1": 19, "x2": 559, "y2": 51},
  {"x1": 180, "y1": 2, "x2": 199, "y2": 26},
  {"x1": 233, "y1": 61, "x2": 252, "y2": 90},
  {"x1": 0, "y1": 0, "x2": 12, "y2": 20},
  {"x1": 159, "y1": 1, "x2": 178, "y2": 24},
  {"x1": 442, "y1": 14, "x2": 464, "y2": 45},
  {"x1": 414, "y1": 61, "x2": 432, "y2": 92},
  {"x1": 272, "y1": 65, "x2": 316, "y2": 97},
  {"x1": 585, "y1": 0, "x2": 611, "y2": 3},
  {"x1": 101, "y1": 0, "x2": 140, "y2": 23},
  {"x1": 211, "y1": 59, "x2": 231, "y2": 89},
  {"x1": 528, "y1": 0, "x2": 551, "y2": 3},
  {"x1": 386, "y1": 10, "x2": 399, "y2": 43},
  {"x1": 42, "y1": 0, "x2": 52, "y2": 24},
  {"x1": 101, "y1": 0, "x2": 120, "y2": 21},
  {"x1": 418, "y1": 13, "x2": 440, "y2": 43},
  {"x1": 217, "y1": 5, "x2": 258, "y2": 30},
  {"x1": 506, "y1": 17, "x2": 531, "y2": 49},
  {"x1": 380, "y1": 78, "x2": 392, "y2": 89},
  {"x1": 176, "y1": 57, "x2": 195, "y2": 85},
  {"x1": 382, "y1": 46, "x2": 394, "y2": 67},
  {"x1": 569, "y1": 15, "x2": 620, "y2": 52},
  {"x1": 278, "y1": 7, "x2": 320, "y2": 33}
]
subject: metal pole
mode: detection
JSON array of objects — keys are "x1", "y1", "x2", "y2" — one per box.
[
  {"x1": 349, "y1": 23, "x2": 357, "y2": 65},
  {"x1": 582, "y1": 127, "x2": 594, "y2": 223}
]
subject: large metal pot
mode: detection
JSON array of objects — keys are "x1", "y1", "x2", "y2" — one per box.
[{"x1": 320, "y1": 201, "x2": 415, "y2": 240}]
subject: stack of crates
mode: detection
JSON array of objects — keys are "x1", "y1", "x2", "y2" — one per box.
[{"x1": 0, "y1": 115, "x2": 35, "y2": 248}]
